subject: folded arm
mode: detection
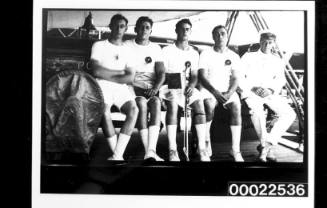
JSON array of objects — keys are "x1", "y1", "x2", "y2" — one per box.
[{"x1": 91, "y1": 59, "x2": 135, "y2": 84}]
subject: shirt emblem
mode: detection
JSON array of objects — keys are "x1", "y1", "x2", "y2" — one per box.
[
  {"x1": 225, "y1": 59, "x2": 231, "y2": 66},
  {"x1": 145, "y1": 56, "x2": 152, "y2": 64}
]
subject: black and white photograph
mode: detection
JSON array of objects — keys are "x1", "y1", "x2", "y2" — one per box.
[{"x1": 32, "y1": 0, "x2": 315, "y2": 207}]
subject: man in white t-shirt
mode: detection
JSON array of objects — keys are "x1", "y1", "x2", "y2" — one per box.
[
  {"x1": 239, "y1": 32, "x2": 296, "y2": 162},
  {"x1": 160, "y1": 19, "x2": 209, "y2": 161},
  {"x1": 198, "y1": 25, "x2": 243, "y2": 162},
  {"x1": 124, "y1": 16, "x2": 166, "y2": 161},
  {"x1": 90, "y1": 14, "x2": 139, "y2": 161}
]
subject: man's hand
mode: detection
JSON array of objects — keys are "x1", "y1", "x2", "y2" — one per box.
[
  {"x1": 222, "y1": 91, "x2": 232, "y2": 101},
  {"x1": 214, "y1": 91, "x2": 228, "y2": 104},
  {"x1": 145, "y1": 87, "x2": 159, "y2": 97},
  {"x1": 252, "y1": 87, "x2": 273, "y2": 98},
  {"x1": 184, "y1": 85, "x2": 194, "y2": 98}
]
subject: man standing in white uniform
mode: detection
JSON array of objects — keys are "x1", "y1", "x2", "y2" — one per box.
[
  {"x1": 198, "y1": 25, "x2": 243, "y2": 162},
  {"x1": 125, "y1": 16, "x2": 166, "y2": 161},
  {"x1": 90, "y1": 14, "x2": 139, "y2": 161},
  {"x1": 239, "y1": 32, "x2": 296, "y2": 162},
  {"x1": 160, "y1": 19, "x2": 209, "y2": 161}
]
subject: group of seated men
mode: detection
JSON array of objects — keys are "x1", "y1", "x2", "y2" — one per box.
[{"x1": 90, "y1": 14, "x2": 296, "y2": 162}]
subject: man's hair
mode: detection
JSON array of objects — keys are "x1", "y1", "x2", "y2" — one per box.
[
  {"x1": 109, "y1": 14, "x2": 128, "y2": 29},
  {"x1": 260, "y1": 32, "x2": 276, "y2": 41},
  {"x1": 135, "y1": 16, "x2": 153, "y2": 29},
  {"x1": 212, "y1": 25, "x2": 227, "y2": 35},
  {"x1": 175, "y1": 18, "x2": 192, "y2": 30}
]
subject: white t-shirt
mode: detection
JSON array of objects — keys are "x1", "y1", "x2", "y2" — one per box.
[
  {"x1": 90, "y1": 39, "x2": 131, "y2": 72},
  {"x1": 162, "y1": 44, "x2": 199, "y2": 89},
  {"x1": 90, "y1": 39, "x2": 135, "y2": 106},
  {"x1": 240, "y1": 50, "x2": 286, "y2": 96},
  {"x1": 162, "y1": 44, "x2": 199, "y2": 73},
  {"x1": 124, "y1": 39, "x2": 163, "y2": 88},
  {"x1": 198, "y1": 47, "x2": 241, "y2": 92}
]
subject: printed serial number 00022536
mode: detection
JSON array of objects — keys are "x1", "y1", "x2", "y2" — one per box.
[{"x1": 228, "y1": 182, "x2": 308, "y2": 197}]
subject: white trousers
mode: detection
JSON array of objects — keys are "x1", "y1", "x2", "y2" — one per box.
[{"x1": 244, "y1": 92, "x2": 296, "y2": 145}]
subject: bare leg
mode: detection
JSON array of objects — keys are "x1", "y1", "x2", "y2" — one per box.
[
  {"x1": 190, "y1": 100, "x2": 206, "y2": 149},
  {"x1": 204, "y1": 98, "x2": 217, "y2": 122},
  {"x1": 148, "y1": 96, "x2": 161, "y2": 126},
  {"x1": 120, "y1": 100, "x2": 139, "y2": 135},
  {"x1": 101, "y1": 104, "x2": 117, "y2": 152},
  {"x1": 109, "y1": 100, "x2": 139, "y2": 160},
  {"x1": 135, "y1": 97, "x2": 148, "y2": 151},
  {"x1": 203, "y1": 98, "x2": 217, "y2": 156}
]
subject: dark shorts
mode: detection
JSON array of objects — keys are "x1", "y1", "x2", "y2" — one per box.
[{"x1": 133, "y1": 86, "x2": 160, "y2": 100}]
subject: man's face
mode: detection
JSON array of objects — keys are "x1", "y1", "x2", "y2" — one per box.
[
  {"x1": 110, "y1": 19, "x2": 127, "y2": 38},
  {"x1": 260, "y1": 38, "x2": 276, "y2": 54},
  {"x1": 135, "y1": 21, "x2": 152, "y2": 40},
  {"x1": 212, "y1": 27, "x2": 228, "y2": 47},
  {"x1": 176, "y1": 23, "x2": 192, "y2": 41}
]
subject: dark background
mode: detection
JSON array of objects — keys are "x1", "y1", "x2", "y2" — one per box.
[
  {"x1": 315, "y1": 0, "x2": 327, "y2": 208},
  {"x1": 7, "y1": 0, "x2": 326, "y2": 207},
  {"x1": 7, "y1": 0, "x2": 32, "y2": 207}
]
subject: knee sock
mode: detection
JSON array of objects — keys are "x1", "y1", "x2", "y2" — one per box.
[
  {"x1": 167, "y1": 125, "x2": 177, "y2": 151},
  {"x1": 148, "y1": 125, "x2": 160, "y2": 152},
  {"x1": 113, "y1": 133, "x2": 131, "y2": 158},
  {"x1": 230, "y1": 125, "x2": 242, "y2": 153},
  {"x1": 206, "y1": 120, "x2": 212, "y2": 142},
  {"x1": 106, "y1": 134, "x2": 117, "y2": 152},
  {"x1": 195, "y1": 123, "x2": 207, "y2": 150},
  {"x1": 139, "y1": 128, "x2": 148, "y2": 151}
]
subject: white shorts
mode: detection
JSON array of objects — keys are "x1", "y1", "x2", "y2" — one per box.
[
  {"x1": 97, "y1": 79, "x2": 135, "y2": 109},
  {"x1": 201, "y1": 89, "x2": 240, "y2": 108},
  {"x1": 159, "y1": 85, "x2": 203, "y2": 108}
]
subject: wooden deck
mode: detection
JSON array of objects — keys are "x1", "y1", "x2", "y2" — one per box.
[
  {"x1": 41, "y1": 126, "x2": 305, "y2": 194},
  {"x1": 89, "y1": 126, "x2": 303, "y2": 164}
]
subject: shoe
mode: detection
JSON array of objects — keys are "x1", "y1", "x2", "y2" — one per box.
[
  {"x1": 196, "y1": 147, "x2": 211, "y2": 157},
  {"x1": 229, "y1": 150, "x2": 244, "y2": 162},
  {"x1": 199, "y1": 149, "x2": 211, "y2": 162},
  {"x1": 257, "y1": 144, "x2": 271, "y2": 162},
  {"x1": 169, "y1": 150, "x2": 180, "y2": 161},
  {"x1": 266, "y1": 147, "x2": 277, "y2": 162},
  {"x1": 144, "y1": 149, "x2": 164, "y2": 161},
  {"x1": 205, "y1": 140, "x2": 212, "y2": 157},
  {"x1": 107, "y1": 153, "x2": 124, "y2": 161}
]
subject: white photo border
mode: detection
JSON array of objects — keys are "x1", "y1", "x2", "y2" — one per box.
[{"x1": 33, "y1": 1, "x2": 315, "y2": 208}]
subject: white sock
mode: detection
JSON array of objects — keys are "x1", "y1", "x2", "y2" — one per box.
[
  {"x1": 206, "y1": 121, "x2": 212, "y2": 142},
  {"x1": 230, "y1": 125, "x2": 242, "y2": 153},
  {"x1": 106, "y1": 135, "x2": 117, "y2": 152},
  {"x1": 195, "y1": 123, "x2": 206, "y2": 150},
  {"x1": 113, "y1": 133, "x2": 131, "y2": 158},
  {"x1": 139, "y1": 128, "x2": 149, "y2": 151},
  {"x1": 167, "y1": 125, "x2": 177, "y2": 151},
  {"x1": 148, "y1": 125, "x2": 160, "y2": 152}
]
